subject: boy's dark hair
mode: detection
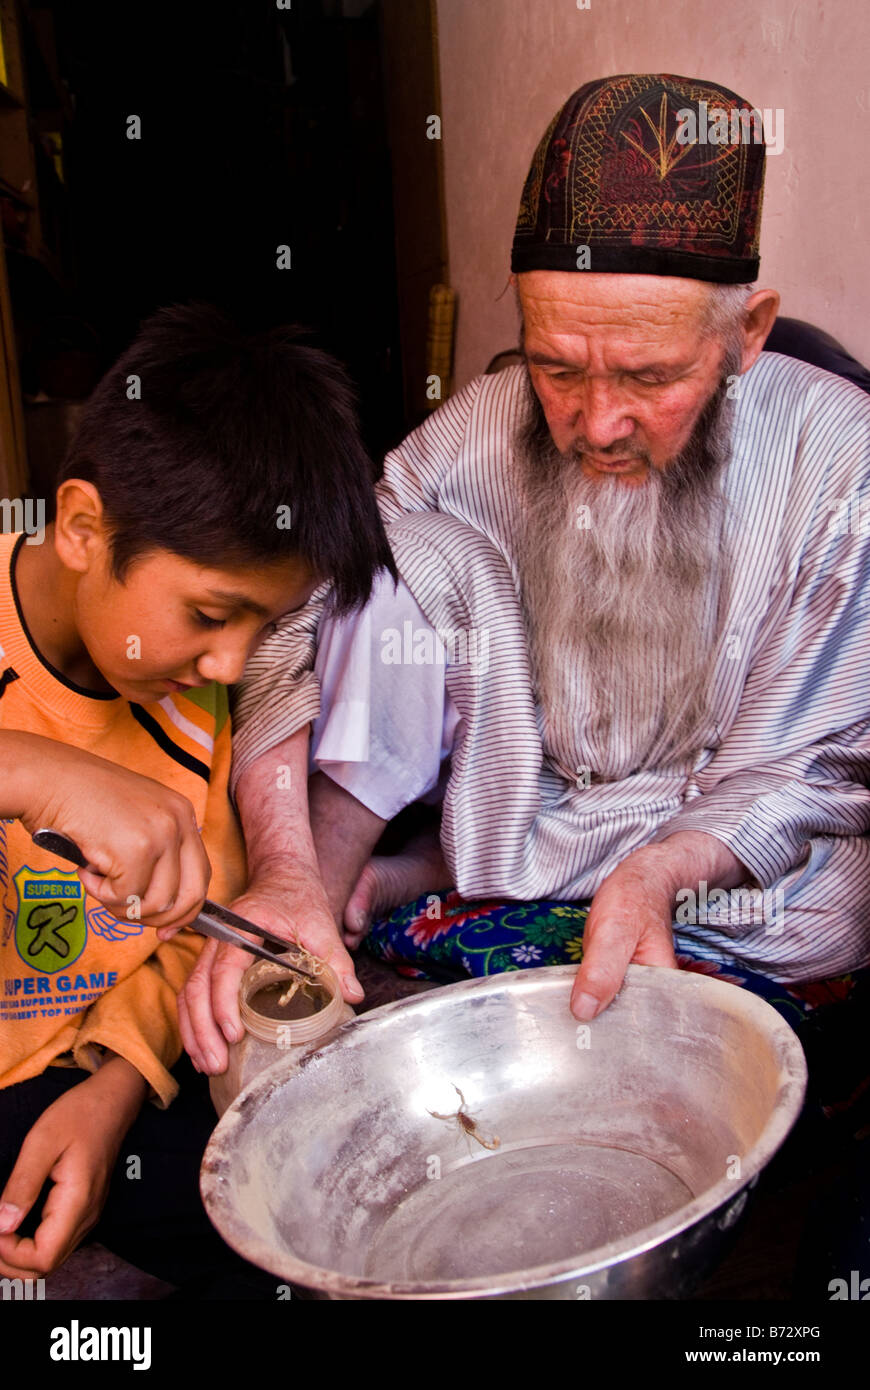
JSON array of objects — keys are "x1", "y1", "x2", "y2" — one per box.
[{"x1": 60, "y1": 303, "x2": 396, "y2": 613}]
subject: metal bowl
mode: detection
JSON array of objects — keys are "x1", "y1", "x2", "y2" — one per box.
[{"x1": 201, "y1": 964, "x2": 807, "y2": 1299}]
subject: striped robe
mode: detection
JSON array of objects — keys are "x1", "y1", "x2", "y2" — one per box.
[{"x1": 233, "y1": 354, "x2": 870, "y2": 981}]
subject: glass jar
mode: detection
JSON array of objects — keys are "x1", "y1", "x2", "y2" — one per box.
[{"x1": 209, "y1": 955, "x2": 355, "y2": 1116}]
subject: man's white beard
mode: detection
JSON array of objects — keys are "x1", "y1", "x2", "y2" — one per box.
[{"x1": 516, "y1": 356, "x2": 739, "y2": 780}]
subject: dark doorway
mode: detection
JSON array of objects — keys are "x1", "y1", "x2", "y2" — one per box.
[{"x1": 6, "y1": 0, "x2": 426, "y2": 490}]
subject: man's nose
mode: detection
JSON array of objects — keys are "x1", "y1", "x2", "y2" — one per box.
[{"x1": 572, "y1": 378, "x2": 635, "y2": 450}]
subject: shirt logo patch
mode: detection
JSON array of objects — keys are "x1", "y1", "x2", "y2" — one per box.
[{"x1": 14, "y1": 867, "x2": 87, "y2": 973}]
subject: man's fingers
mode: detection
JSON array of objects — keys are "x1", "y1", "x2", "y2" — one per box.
[
  {"x1": 176, "y1": 890, "x2": 367, "y2": 1081},
  {"x1": 210, "y1": 942, "x2": 257, "y2": 1046},
  {"x1": 571, "y1": 911, "x2": 677, "y2": 1021},
  {"x1": 304, "y1": 928, "x2": 362, "y2": 1002},
  {"x1": 631, "y1": 929, "x2": 678, "y2": 970},
  {"x1": 341, "y1": 929, "x2": 366, "y2": 961},
  {"x1": 570, "y1": 921, "x2": 636, "y2": 1020},
  {"x1": 340, "y1": 902, "x2": 371, "y2": 985},
  {"x1": 176, "y1": 988, "x2": 199, "y2": 1070},
  {"x1": 233, "y1": 891, "x2": 365, "y2": 1005},
  {"x1": 177, "y1": 969, "x2": 210, "y2": 1074},
  {"x1": 178, "y1": 939, "x2": 230, "y2": 1073},
  {"x1": 335, "y1": 962, "x2": 364, "y2": 1005}
]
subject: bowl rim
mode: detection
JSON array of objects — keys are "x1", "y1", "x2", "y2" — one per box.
[{"x1": 200, "y1": 963, "x2": 808, "y2": 1299}]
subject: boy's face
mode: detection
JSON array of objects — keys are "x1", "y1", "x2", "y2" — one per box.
[{"x1": 75, "y1": 547, "x2": 318, "y2": 703}]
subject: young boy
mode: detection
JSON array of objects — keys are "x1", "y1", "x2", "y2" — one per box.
[{"x1": 0, "y1": 303, "x2": 393, "y2": 1289}]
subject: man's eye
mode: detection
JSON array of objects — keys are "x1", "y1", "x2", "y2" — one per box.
[{"x1": 193, "y1": 610, "x2": 226, "y2": 630}]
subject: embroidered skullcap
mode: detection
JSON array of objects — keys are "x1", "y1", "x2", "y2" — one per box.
[{"x1": 511, "y1": 73, "x2": 765, "y2": 282}]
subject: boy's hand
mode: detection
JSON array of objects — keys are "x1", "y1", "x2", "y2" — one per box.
[
  {"x1": 0, "y1": 1057, "x2": 148, "y2": 1280},
  {"x1": 13, "y1": 732, "x2": 212, "y2": 931},
  {"x1": 178, "y1": 872, "x2": 364, "y2": 1075}
]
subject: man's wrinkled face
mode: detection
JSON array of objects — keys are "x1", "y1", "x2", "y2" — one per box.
[{"x1": 517, "y1": 270, "x2": 731, "y2": 486}]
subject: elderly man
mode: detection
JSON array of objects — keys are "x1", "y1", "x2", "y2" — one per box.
[{"x1": 177, "y1": 74, "x2": 870, "y2": 1074}]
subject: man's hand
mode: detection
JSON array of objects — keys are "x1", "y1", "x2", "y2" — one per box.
[
  {"x1": 570, "y1": 831, "x2": 747, "y2": 1020},
  {"x1": 0, "y1": 1057, "x2": 148, "y2": 1280},
  {"x1": 5, "y1": 731, "x2": 211, "y2": 933},
  {"x1": 178, "y1": 724, "x2": 366, "y2": 1076},
  {"x1": 177, "y1": 870, "x2": 363, "y2": 1075}
]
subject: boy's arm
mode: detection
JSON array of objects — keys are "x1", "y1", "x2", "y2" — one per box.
[
  {"x1": 0, "y1": 1055, "x2": 149, "y2": 1279},
  {"x1": 0, "y1": 713, "x2": 233, "y2": 1275},
  {"x1": 0, "y1": 729, "x2": 211, "y2": 931},
  {"x1": 0, "y1": 726, "x2": 218, "y2": 1102}
]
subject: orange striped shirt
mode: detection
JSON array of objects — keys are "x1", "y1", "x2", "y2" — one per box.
[{"x1": 0, "y1": 532, "x2": 247, "y2": 1105}]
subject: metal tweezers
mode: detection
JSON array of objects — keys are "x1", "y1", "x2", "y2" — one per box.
[{"x1": 32, "y1": 828, "x2": 319, "y2": 980}]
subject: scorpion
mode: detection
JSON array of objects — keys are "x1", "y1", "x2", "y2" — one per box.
[{"x1": 427, "y1": 1083, "x2": 500, "y2": 1151}]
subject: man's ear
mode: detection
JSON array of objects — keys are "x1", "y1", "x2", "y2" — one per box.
[
  {"x1": 740, "y1": 289, "x2": 780, "y2": 373},
  {"x1": 53, "y1": 480, "x2": 107, "y2": 575}
]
